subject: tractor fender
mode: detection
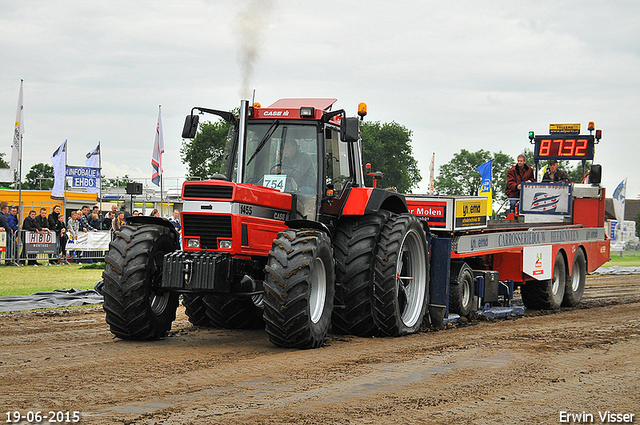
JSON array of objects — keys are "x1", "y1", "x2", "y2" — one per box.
[
  {"x1": 285, "y1": 218, "x2": 331, "y2": 236},
  {"x1": 126, "y1": 215, "x2": 181, "y2": 247},
  {"x1": 340, "y1": 187, "x2": 408, "y2": 217}
]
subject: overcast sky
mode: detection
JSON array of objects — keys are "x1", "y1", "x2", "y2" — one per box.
[{"x1": 1, "y1": 0, "x2": 639, "y2": 199}]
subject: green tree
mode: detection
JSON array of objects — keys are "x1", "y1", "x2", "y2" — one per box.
[
  {"x1": 435, "y1": 149, "x2": 514, "y2": 207},
  {"x1": 181, "y1": 118, "x2": 234, "y2": 180},
  {"x1": 360, "y1": 121, "x2": 421, "y2": 193},
  {"x1": 103, "y1": 175, "x2": 134, "y2": 188},
  {"x1": 0, "y1": 152, "x2": 9, "y2": 168},
  {"x1": 24, "y1": 163, "x2": 54, "y2": 190}
]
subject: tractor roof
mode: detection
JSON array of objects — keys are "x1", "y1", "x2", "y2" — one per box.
[{"x1": 267, "y1": 98, "x2": 337, "y2": 111}]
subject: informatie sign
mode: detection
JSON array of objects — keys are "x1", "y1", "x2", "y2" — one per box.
[
  {"x1": 520, "y1": 183, "x2": 572, "y2": 215},
  {"x1": 523, "y1": 245, "x2": 552, "y2": 280},
  {"x1": 24, "y1": 231, "x2": 57, "y2": 255},
  {"x1": 66, "y1": 166, "x2": 100, "y2": 188}
]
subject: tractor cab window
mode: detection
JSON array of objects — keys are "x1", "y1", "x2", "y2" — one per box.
[
  {"x1": 325, "y1": 127, "x2": 350, "y2": 197},
  {"x1": 241, "y1": 122, "x2": 319, "y2": 218}
]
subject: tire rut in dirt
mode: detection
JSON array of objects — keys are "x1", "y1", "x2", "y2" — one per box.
[
  {"x1": 332, "y1": 212, "x2": 389, "y2": 336},
  {"x1": 102, "y1": 224, "x2": 179, "y2": 340},
  {"x1": 263, "y1": 229, "x2": 335, "y2": 349},
  {"x1": 372, "y1": 213, "x2": 429, "y2": 336}
]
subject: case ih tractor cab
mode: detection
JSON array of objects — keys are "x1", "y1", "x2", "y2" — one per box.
[{"x1": 102, "y1": 99, "x2": 431, "y2": 349}]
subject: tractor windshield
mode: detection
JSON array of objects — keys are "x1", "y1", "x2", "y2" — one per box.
[{"x1": 229, "y1": 122, "x2": 319, "y2": 218}]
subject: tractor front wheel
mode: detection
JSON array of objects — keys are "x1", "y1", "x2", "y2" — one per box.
[
  {"x1": 263, "y1": 229, "x2": 335, "y2": 349},
  {"x1": 102, "y1": 224, "x2": 179, "y2": 339}
]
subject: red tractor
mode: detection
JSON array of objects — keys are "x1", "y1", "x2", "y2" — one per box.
[{"x1": 102, "y1": 99, "x2": 431, "y2": 349}]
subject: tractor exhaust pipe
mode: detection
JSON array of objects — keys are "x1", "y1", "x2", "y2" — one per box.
[{"x1": 237, "y1": 99, "x2": 249, "y2": 183}]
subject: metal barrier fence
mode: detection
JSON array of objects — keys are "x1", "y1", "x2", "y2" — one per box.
[{"x1": 1, "y1": 230, "x2": 110, "y2": 266}]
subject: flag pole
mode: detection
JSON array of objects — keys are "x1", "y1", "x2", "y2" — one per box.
[
  {"x1": 18, "y1": 79, "x2": 24, "y2": 220},
  {"x1": 64, "y1": 140, "x2": 68, "y2": 214},
  {"x1": 98, "y1": 141, "x2": 102, "y2": 204},
  {"x1": 159, "y1": 105, "x2": 163, "y2": 217}
]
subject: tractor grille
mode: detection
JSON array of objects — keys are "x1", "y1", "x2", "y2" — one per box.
[
  {"x1": 183, "y1": 184, "x2": 233, "y2": 199},
  {"x1": 183, "y1": 214, "x2": 232, "y2": 250}
]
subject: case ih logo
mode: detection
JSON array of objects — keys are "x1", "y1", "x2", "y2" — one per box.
[{"x1": 263, "y1": 110, "x2": 290, "y2": 116}]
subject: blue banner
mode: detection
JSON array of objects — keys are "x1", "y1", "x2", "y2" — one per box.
[{"x1": 66, "y1": 166, "x2": 100, "y2": 188}]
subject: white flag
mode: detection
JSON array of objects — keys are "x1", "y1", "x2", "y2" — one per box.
[
  {"x1": 51, "y1": 140, "x2": 67, "y2": 200},
  {"x1": 85, "y1": 142, "x2": 101, "y2": 196},
  {"x1": 10, "y1": 80, "x2": 24, "y2": 178},
  {"x1": 151, "y1": 106, "x2": 164, "y2": 186},
  {"x1": 612, "y1": 178, "x2": 627, "y2": 225}
]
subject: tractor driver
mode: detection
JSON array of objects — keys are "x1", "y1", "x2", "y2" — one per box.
[{"x1": 278, "y1": 138, "x2": 317, "y2": 194}]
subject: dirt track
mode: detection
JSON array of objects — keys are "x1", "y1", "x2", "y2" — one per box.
[{"x1": 1, "y1": 274, "x2": 639, "y2": 425}]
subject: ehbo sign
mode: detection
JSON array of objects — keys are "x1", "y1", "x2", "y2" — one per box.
[{"x1": 66, "y1": 166, "x2": 100, "y2": 188}]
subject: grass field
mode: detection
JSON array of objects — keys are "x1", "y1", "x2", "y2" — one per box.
[
  {"x1": 0, "y1": 263, "x2": 103, "y2": 297},
  {"x1": 603, "y1": 251, "x2": 640, "y2": 267},
  {"x1": 0, "y1": 251, "x2": 638, "y2": 298}
]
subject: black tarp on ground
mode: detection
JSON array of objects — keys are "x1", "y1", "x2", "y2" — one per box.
[
  {"x1": 0, "y1": 267, "x2": 637, "y2": 312},
  {"x1": 0, "y1": 288, "x2": 103, "y2": 312}
]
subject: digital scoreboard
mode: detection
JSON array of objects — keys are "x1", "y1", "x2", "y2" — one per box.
[{"x1": 533, "y1": 135, "x2": 595, "y2": 161}]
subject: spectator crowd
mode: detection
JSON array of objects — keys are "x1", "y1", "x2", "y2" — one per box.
[{"x1": 0, "y1": 202, "x2": 182, "y2": 267}]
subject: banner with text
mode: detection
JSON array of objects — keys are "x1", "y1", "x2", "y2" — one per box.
[
  {"x1": 67, "y1": 231, "x2": 111, "y2": 251},
  {"x1": 66, "y1": 166, "x2": 101, "y2": 189}
]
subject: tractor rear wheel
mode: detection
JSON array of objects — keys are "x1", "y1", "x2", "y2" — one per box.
[
  {"x1": 332, "y1": 212, "x2": 389, "y2": 336},
  {"x1": 562, "y1": 249, "x2": 586, "y2": 307},
  {"x1": 373, "y1": 213, "x2": 429, "y2": 336},
  {"x1": 102, "y1": 224, "x2": 179, "y2": 339},
  {"x1": 263, "y1": 229, "x2": 335, "y2": 349},
  {"x1": 521, "y1": 251, "x2": 566, "y2": 310},
  {"x1": 202, "y1": 294, "x2": 264, "y2": 329},
  {"x1": 182, "y1": 294, "x2": 211, "y2": 327}
]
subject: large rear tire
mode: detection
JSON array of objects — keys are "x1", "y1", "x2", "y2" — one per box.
[
  {"x1": 102, "y1": 224, "x2": 179, "y2": 339},
  {"x1": 373, "y1": 213, "x2": 429, "y2": 336},
  {"x1": 202, "y1": 294, "x2": 264, "y2": 329},
  {"x1": 182, "y1": 294, "x2": 211, "y2": 327},
  {"x1": 562, "y1": 249, "x2": 586, "y2": 307},
  {"x1": 332, "y1": 213, "x2": 389, "y2": 336},
  {"x1": 521, "y1": 251, "x2": 566, "y2": 310},
  {"x1": 263, "y1": 229, "x2": 335, "y2": 349},
  {"x1": 449, "y1": 262, "x2": 475, "y2": 317}
]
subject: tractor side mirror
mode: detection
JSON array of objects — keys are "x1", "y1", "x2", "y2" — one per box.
[
  {"x1": 340, "y1": 117, "x2": 360, "y2": 143},
  {"x1": 182, "y1": 114, "x2": 200, "y2": 139}
]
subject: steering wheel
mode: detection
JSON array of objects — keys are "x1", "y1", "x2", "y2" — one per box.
[{"x1": 270, "y1": 164, "x2": 295, "y2": 174}]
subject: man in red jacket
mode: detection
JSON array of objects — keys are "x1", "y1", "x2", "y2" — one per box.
[{"x1": 506, "y1": 154, "x2": 535, "y2": 212}]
